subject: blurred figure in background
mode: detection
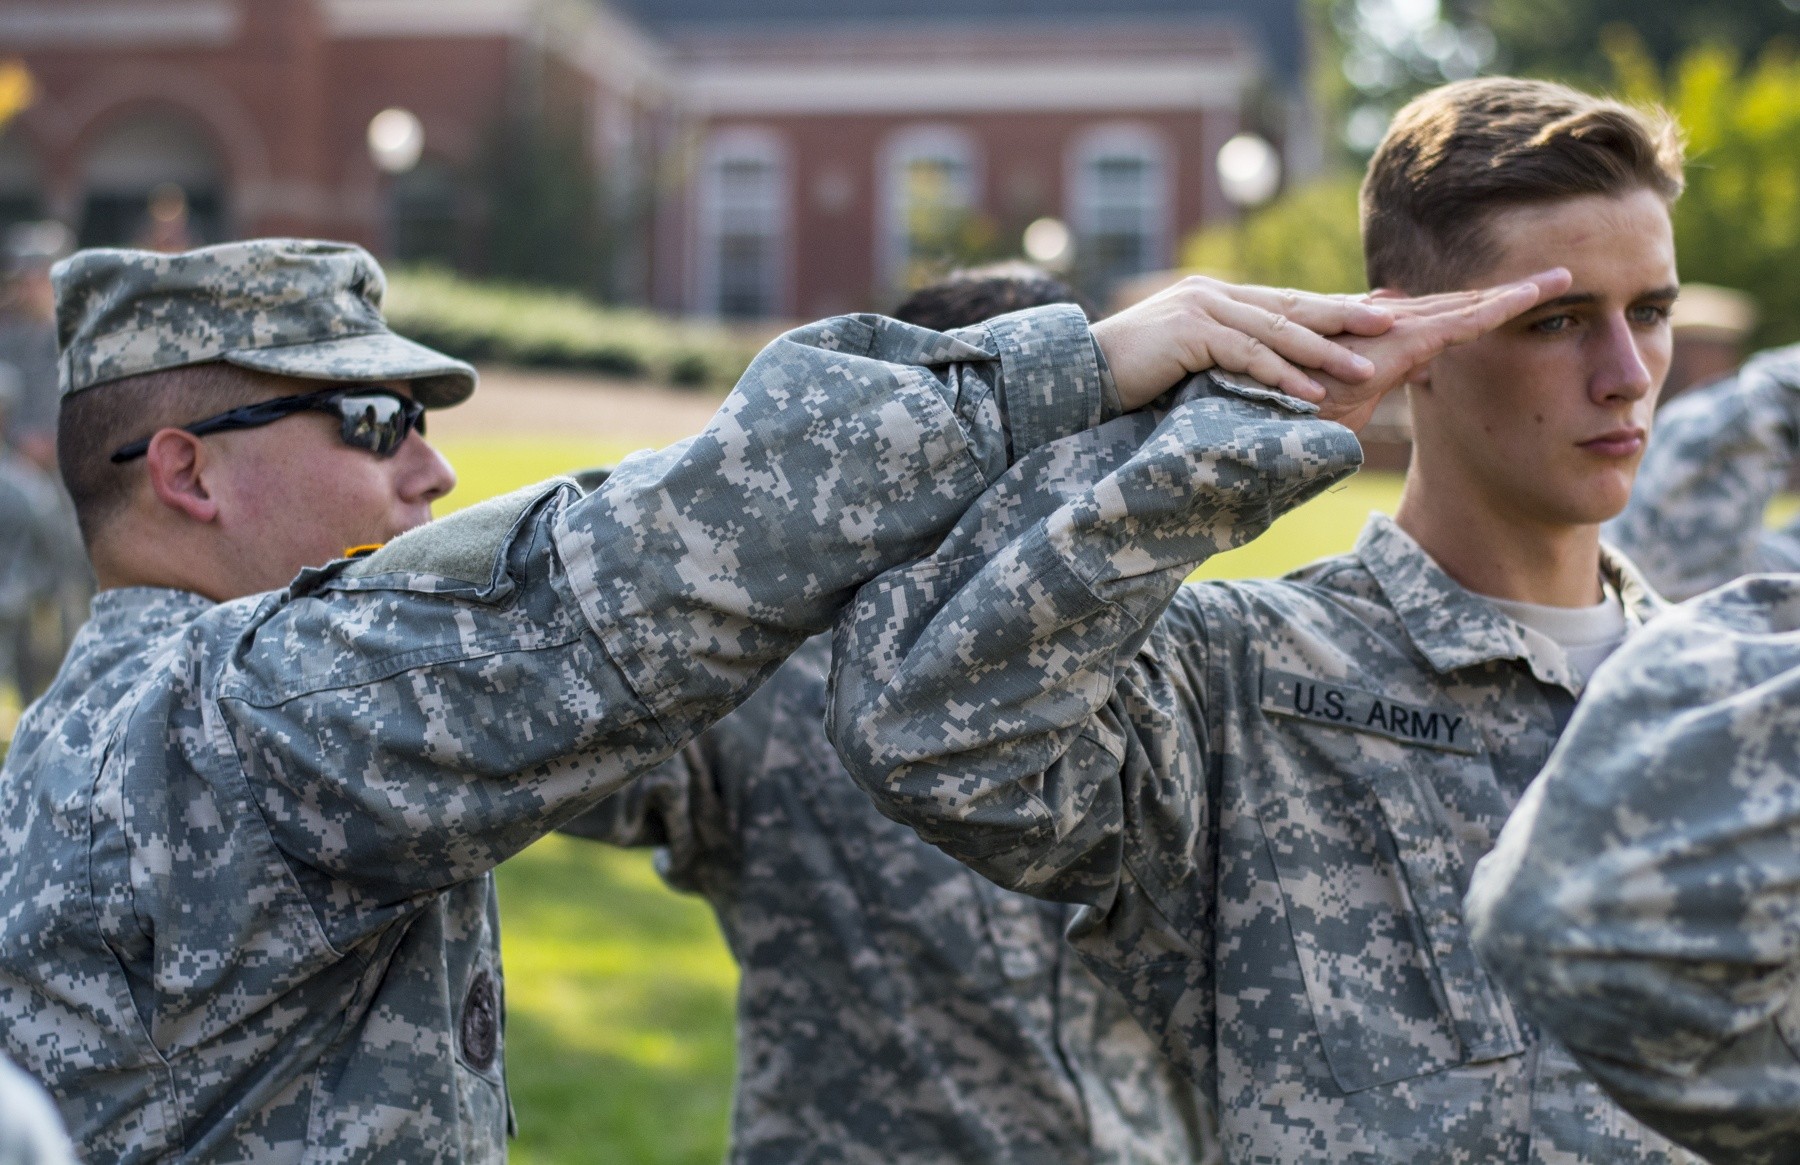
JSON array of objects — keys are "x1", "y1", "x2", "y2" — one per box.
[
  {"x1": 0, "y1": 222, "x2": 65, "y2": 473},
  {"x1": 562, "y1": 264, "x2": 1218, "y2": 1165},
  {"x1": 0, "y1": 222, "x2": 92, "y2": 703},
  {"x1": 1605, "y1": 338, "x2": 1800, "y2": 600}
]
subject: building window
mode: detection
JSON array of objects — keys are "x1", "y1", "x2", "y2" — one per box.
[
  {"x1": 701, "y1": 131, "x2": 785, "y2": 319},
  {"x1": 79, "y1": 109, "x2": 227, "y2": 249},
  {"x1": 1070, "y1": 127, "x2": 1169, "y2": 296},
  {"x1": 882, "y1": 126, "x2": 978, "y2": 292},
  {"x1": 387, "y1": 157, "x2": 460, "y2": 266},
  {"x1": 0, "y1": 129, "x2": 43, "y2": 235}
]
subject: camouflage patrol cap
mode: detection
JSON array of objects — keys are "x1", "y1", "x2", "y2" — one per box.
[{"x1": 52, "y1": 238, "x2": 475, "y2": 407}]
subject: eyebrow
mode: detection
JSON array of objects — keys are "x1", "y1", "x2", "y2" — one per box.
[{"x1": 1526, "y1": 286, "x2": 1681, "y2": 312}]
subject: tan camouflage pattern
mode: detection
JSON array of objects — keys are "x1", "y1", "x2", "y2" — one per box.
[
  {"x1": 563, "y1": 635, "x2": 1217, "y2": 1165},
  {"x1": 1606, "y1": 343, "x2": 1800, "y2": 600},
  {"x1": 0, "y1": 305, "x2": 1109, "y2": 1162},
  {"x1": 0, "y1": 1054, "x2": 75, "y2": 1165},
  {"x1": 52, "y1": 239, "x2": 477, "y2": 406},
  {"x1": 827, "y1": 375, "x2": 1698, "y2": 1162},
  {"x1": 1468, "y1": 573, "x2": 1800, "y2": 1165}
]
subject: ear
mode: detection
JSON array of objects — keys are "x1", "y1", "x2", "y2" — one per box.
[{"x1": 144, "y1": 429, "x2": 220, "y2": 524}]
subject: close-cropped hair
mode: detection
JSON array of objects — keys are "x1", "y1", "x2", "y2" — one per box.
[
  {"x1": 891, "y1": 261, "x2": 1089, "y2": 332},
  {"x1": 1362, "y1": 76, "x2": 1685, "y2": 294},
  {"x1": 57, "y1": 361, "x2": 285, "y2": 545}
]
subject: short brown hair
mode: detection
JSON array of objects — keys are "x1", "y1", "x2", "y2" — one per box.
[
  {"x1": 1361, "y1": 77, "x2": 1685, "y2": 293},
  {"x1": 891, "y1": 262, "x2": 1089, "y2": 331},
  {"x1": 57, "y1": 362, "x2": 286, "y2": 544}
]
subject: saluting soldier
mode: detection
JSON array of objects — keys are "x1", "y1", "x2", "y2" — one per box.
[
  {"x1": 827, "y1": 77, "x2": 1703, "y2": 1162},
  {"x1": 0, "y1": 237, "x2": 1391, "y2": 1162}
]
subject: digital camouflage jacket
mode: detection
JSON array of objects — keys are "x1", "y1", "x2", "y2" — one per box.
[
  {"x1": 0, "y1": 306, "x2": 1110, "y2": 1163},
  {"x1": 1607, "y1": 343, "x2": 1800, "y2": 600},
  {"x1": 564, "y1": 635, "x2": 1215, "y2": 1165},
  {"x1": 1469, "y1": 573, "x2": 1800, "y2": 1165},
  {"x1": 828, "y1": 373, "x2": 1698, "y2": 1163}
]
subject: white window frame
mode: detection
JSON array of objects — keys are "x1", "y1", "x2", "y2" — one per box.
[
  {"x1": 878, "y1": 124, "x2": 980, "y2": 292},
  {"x1": 1067, "y1": 124, "x2": 1171, "y2": 287},
  {"x1": 697, "y1": 128, "x2": 788, "y2": 319}
]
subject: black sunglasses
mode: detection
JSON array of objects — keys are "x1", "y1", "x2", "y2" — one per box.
[{"x1": 110, "y1": 387, "x2": 427, "y2": 464}]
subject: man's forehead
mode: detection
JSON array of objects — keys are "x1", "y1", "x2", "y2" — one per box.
[{"x1": 1479, "y1": 190, "x2": 1678, "y2": 292}]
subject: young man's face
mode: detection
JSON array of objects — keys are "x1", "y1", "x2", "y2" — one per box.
[
  {"x1": 1409, "y1": 188, "x2": 1678, "y2": 528},
  {"x1": 205, "y1": 379, "x2": 457, "y2": 594}
]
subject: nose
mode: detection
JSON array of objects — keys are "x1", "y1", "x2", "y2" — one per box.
[
  {"x1": 1589, "y1": 314, "x2": 1655, "y2": 405},
  {"x1": 394, "y1": 431, "x2": 457, "y2": 507}
]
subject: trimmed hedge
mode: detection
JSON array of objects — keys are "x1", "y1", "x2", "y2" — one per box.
[{"x1": 383, "y1": 268, "x2": 770, "y2": 389}]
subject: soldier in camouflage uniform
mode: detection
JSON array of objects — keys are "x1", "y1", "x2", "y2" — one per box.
[
  {"x1": 562, "y1": 252, "x2": 1209, "y2": 1165},
  {"x1": 1466, "y1": 576, "x2": 1800, "y2": 1165},
  {"x1": 0, "y1": 236, "x2": 1399, "y2": 1162},
  {"x1": 565, "y1": 634, "x2": 1213, "y2": 1164},
  {"x1": 827, "y1": 78, "x2": 1702, "y2": 1163},
  {"x1": 1605, "y1": 342, "x2": 1800, "y2": 599}
]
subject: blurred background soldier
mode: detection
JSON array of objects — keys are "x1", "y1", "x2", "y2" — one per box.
[
  {"x1": 1606, "y1": 334, "x2": 1800, "y2": 602},
  {"x1": 0, "y1": 222, "x2": 67, "y2": 475},
  {"x1": 0, "y1": 222, "x2": 92, "y2": 704}
]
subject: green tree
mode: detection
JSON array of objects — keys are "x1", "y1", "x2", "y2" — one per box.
[
  {"x1": 1609, "y1": 36, "x2": 1800, "y2": 347},
  {"x1": 1181, "y1": 176, "x2": 1367, "y2": 294},
  {"x1": 1489, "y1": 0, "x2": 1800, "y2": 84}
]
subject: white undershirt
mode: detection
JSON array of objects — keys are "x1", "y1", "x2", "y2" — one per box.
[{"x1": 1481, "y1": 590, "x2": 1630, "y2": 685}]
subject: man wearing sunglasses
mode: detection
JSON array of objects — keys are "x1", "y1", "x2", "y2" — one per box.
[{"x1": 0, "y1": 236, "x2": 1537, "y2": 1163}]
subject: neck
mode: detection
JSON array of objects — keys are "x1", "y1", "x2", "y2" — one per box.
[
  {"x1": 90, "y1": 528, "x2": 238, "y2": 603},
  {"x1": 1394, "y1": 479, "x2": 1605, "y2": 608}
]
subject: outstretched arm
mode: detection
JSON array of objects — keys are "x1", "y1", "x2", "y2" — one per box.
[
  {"x1": 213, "y1": 287, "x2": 1399, "y2": 922},
  {"x1": 1607, "y1": 344, "x2": 1800, "y2": 599},
  {"x1": 1467, "y1": 577, "x2": 1800, "y2": 1165},
  {"x1": 829, "y1": 272, "x2": 1569, "y2": 904}
]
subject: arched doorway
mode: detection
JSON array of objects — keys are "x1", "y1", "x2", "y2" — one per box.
[
  {"x1": 78, "y1": 108, "x2": 227, "y2": 248},
  {"x1": 0, "y1": 129, "x2": 44, "y2": 234}
]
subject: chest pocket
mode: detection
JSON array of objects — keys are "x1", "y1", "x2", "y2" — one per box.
[{"x1": 1254, "y1": 669, "x2": 1525, "y2": 1094}]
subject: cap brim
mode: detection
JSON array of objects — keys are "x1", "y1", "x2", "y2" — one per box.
[{"x1": 222, "y1": 331, "x2": 476, "y2": 408}]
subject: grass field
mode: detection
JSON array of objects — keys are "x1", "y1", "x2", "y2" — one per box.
[{"x1": 429, "y1": 435, "x2": 1410, "y2": 1163}]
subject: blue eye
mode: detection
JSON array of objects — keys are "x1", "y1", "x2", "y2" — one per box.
[
  {"x1": 1630, "y1": 304, "x2": 1673, "y2": 326},
  {"x1": 1532, "y1": 314, "x2": 1574, "y2": 334}
]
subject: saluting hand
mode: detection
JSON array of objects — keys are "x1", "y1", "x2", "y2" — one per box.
[
  {"x1": 1091, "y1": 268, "x2": 1573, "y2": 434},
  {"x1": 1313, "y1": 268, "x2": 1573, "y2": 432},
  {"x1": 1092, "y1": 275, "x2": 1395, "y2": 412}
]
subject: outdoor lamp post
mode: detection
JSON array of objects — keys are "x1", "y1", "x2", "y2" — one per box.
[
  {"x1": 368, "y1": 108, "x2": 424, "y2": 175},
  {"x1": 1022, "y1": 217, "x2": 1071, "y2": 270},
  {"x1": 1216, "y1": 132, "x2": 1281, "y2": 279}
]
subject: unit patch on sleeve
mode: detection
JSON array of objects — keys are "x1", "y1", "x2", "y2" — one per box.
[{"x1": 1260, "y1": 668, "x2": 1483, "y2": 755}]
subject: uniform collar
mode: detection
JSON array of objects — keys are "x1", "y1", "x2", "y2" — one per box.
[
  {"x1": 1354, "y1": 514, "x2": 1664, "y2": 690},
  {"x1": 85, "y1": 586, "x2": 215, "y2": 640}
]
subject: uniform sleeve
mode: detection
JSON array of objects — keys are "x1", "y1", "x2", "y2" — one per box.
[
  {"x1": 1606, "y1": 345, "x2": 1800, "y2": 600},
  {"x1": 214, "y1": 306, "x2": 1108, "y2": 931},
  {"x1": 828, "y1": 373, "x2": 1362, "y2": 908},
  {"x1": 1465, "y1": 575, "x2": 1800, "y2": 1165},
  {"x1": 556, "y1": 741, "x2": 736, "y2": 896}
]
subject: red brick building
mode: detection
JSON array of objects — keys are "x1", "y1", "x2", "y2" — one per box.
[{"x1": 0, "y1": 0, "x2": 1308, "y2": 317}]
